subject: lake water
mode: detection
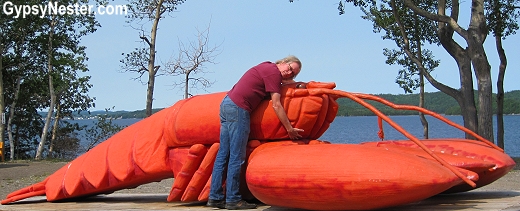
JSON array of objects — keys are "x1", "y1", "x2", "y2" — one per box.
[
  {"x1": 80, "y1": 115, "x2": 520, "y2": 157},
  {"x1": 320, "y1": 115, "x2": 520, "y2": 157}
]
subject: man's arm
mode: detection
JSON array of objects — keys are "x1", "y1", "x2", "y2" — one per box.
[{"x1": 270, "y1": 92, "x2": 304, "y2": 139}]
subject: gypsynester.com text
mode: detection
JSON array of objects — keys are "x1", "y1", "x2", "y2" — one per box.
[{"x1": 3, "y1": 1, "x2": 128, "y2": 18}]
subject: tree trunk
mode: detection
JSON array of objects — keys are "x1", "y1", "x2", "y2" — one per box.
[
  {"x1": 404, "y1": 0, "x2": 485, "y2": 140},
  {"x1": 49, "y1": 102, "x2": 61, "y2": 158},
  {"x1": 0, "y1": 42, "x2": 4, "y2": 161},
  {"x1": 494, "y1": 23, "x2": 506, "y2": 148},
  {"x1": 145, "y1": 68, "x2": 156, "y2": 117},
  {"x1": 473, "y1": 53, "x2": 493, "y2": 142},
  {"x1": 458, "y1": 58, "x2": 479, "y2": 139},
  {"x1": 7, "y1": 77, "x2": 21, "y2": 160},
  {"x1": 419, "y1": 72, "x2": 429, "y2": 139},
  {"x1": 36, "y1": 17, "x2": 57, "y2": 160},
  {"x1": 436, "y1": 11, "x2": 478, "y2": 139},
  {"x1": 36, "y1": 73, "x2": 56, "y2": 160},
  {"x1": 14, "y1": 126, "x2": 18, "y2": 159},
  {"x1": 145, "y1": 0, "x2": 164, "y2": 117},
  {"x1": 468, "y1": 0, "x2": 493, "y2": 142},
  {"x1": 415, "y1": 38, "x2": 428, "y2": 139},
  {"x1": 421, "y1": 45, "x2": 478, "y2": 139},
  {"x1": 7, "y1": 38, "x2": 26, "y2": 161},
  {"x1": 184, "y1": 73, "x2": 189, "y2": 99}
]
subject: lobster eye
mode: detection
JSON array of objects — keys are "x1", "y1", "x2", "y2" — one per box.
[{"x1": 295, "y1": 83, "x2": 306, "y2": 89}]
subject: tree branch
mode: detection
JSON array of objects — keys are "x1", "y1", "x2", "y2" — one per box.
[
  {"x1": 140, "y1": 36, "x2": 151, "y2": 46},
  {"x1": 403, "y1": 0, "x2": 468, "y2": 39},
  {"x1": 392, "y1": 0, "x2": 459, "y2": 97}
]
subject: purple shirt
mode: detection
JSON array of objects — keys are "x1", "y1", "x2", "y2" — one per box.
[{"x1": 228, "y1": 62, "x2": 282, "y2": 112}]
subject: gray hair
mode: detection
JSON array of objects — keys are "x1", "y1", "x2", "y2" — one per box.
[{"x1": 275, "y1": 55, "x2": 302, "y2": 79}]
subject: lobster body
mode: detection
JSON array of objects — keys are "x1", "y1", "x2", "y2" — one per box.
[{"x1": 2, "y1": 81, "x2": 515, "y2": 211}]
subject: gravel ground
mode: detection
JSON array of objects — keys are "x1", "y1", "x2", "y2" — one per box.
[{"x1": 1, "y1": 158, "x2": 519, "y2": 201}]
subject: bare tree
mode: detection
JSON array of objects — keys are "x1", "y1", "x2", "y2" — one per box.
[
  {"x1": 121, "y1": 0, "x2": 185, "y2": 116},
  {"x1": 166, "y1": 26, "x2": 221, "y2": 99}
]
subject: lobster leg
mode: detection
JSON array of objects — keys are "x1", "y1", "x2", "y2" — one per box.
[
  {"x1": 167, "y1": 144, "x2": 208, "y2": 201},
  {"x1": 168, "y1": 140, "x2": 324, "y2": 203},
  {"x1": 181, "y1": 143, "x2": 219, "y2": 202},
  {"x1": 198, "y1": 175, "x2": 212, "y2": 201}
]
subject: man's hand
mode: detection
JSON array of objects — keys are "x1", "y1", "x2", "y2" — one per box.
[
  {"x1": 270, "y1": 92, "x2": 305, "y2": 140},
  {"x1": 287, "y1": 127, "x2": 304, "y2": 139}
]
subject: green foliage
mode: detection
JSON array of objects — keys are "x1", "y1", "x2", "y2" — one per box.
[
  {"x1": 1, "y1": 0, "x2": 99, "y2": 160},
  {"x1": 485, "y1": 0, "x2": 520, "y2": 38},
  {"x1": 119, "y1": 47, "x2": 150, "y2": 84},
  {"x1": 116, "y1": 108, "x2": 163, "y2": 118},
  {"x1": 66, "y1": 91, "x2": 520, "y2": 118},
  {"x1": 505, "y1": 90, "x2": 520, "y2": 101},
  {"x1": 49, "y1": 121, "x2": 83, "y2": 160},
  {"x1": 81, "y1": 108, "x2": 126, "y2": 153},
  {"x1": 354, "y1": 0, "x2": 440, "y2": 94},
  {"x1": 501, "y1": 90, "x2": 520, "y2": 114},
  {"x1": 336, "y1": 90, "x2": 520, "y2": 116},
  {"x1": 126, "y1": 0, "x2": 186, "y2": 21}
]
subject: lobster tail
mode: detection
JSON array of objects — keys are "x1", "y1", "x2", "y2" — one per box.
[{"x1": 1, "y1": 179, "x2": 47, "y2": 204}]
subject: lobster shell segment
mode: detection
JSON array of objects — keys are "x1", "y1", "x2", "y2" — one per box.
[{"x1": 246, "y1": 144, "x2": 467, "y2": 211}]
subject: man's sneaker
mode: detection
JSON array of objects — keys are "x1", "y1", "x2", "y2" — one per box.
[
  {"x1": 206, "y1": 199, "x2": 226, "y2": 209},
  {"x1": 225, "y1": 200, "x2": 257, "y2": 210}
]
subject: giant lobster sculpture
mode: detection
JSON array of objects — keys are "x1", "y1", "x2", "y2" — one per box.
[{"x1": 1, "y1": 81, "x2": 516, "y2": 210}]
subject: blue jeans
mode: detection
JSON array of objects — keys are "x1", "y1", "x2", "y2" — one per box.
[{"x1": 209, "y1": 95, "x2": 251, "y2": 203}]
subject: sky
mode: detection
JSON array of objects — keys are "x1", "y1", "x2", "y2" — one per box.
[{"x1": 80, "y1": 0, "x2": 520, "y2": 111}]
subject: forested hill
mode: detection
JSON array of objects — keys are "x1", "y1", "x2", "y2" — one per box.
[
  {"x1": 336, "y1": 90, "x2": 520, "y2": 116},
  {"x1": 75, "y1": 90, "x2": 520, "y2": 118}
]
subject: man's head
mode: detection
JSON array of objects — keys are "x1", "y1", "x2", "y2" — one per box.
[{"x1": 276, "y1": 55, "x2": 301, "y2": 80}]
